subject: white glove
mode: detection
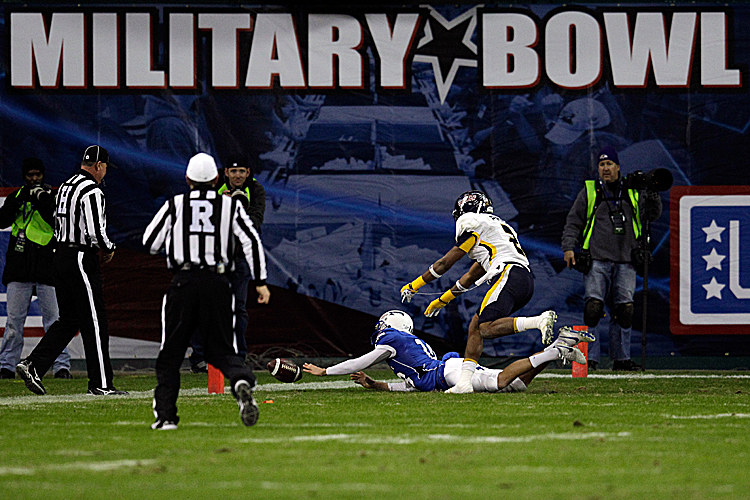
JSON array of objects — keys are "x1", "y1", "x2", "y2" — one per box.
[{"x1": 400, "y1": 283, "x2": 417, "y2": 303}]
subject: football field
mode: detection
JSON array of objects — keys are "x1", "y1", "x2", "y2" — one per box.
[{"x1": 1, "y1": 370, "x2": 748, "y2": 500}]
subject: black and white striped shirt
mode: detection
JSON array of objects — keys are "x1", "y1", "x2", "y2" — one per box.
[
  {"x1": 55, "y1": 170, "x2": 115, "y2": 251},
  {"x1": 142, "y1": 188, "x2": 267, "y2": 281}
]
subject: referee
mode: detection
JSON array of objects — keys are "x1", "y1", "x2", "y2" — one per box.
[
  {"x1": 17, "y1": 145, "x2": 125, "y2": 396},
  {"x1": 143, "y1": 153, "x2": 269, "y2": 430}
]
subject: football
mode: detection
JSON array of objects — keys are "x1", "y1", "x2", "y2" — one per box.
[{"x1": 267, "y1": 358, "x2": 303, "y2": 383}]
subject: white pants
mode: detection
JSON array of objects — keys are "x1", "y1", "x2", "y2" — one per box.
[{"x1": 442, "y1": 357, "x2": 526, "y2": 393}]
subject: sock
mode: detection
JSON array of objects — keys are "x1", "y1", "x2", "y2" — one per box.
[
  {"x1": 456, "y1": 359, "x2": 477, "y2": 386},
  {"x1": 529, "y1": 348, "x2": 559, "y2": 368},
  {"x1": 514, "y1": 317, "x2": 529, "y2": 332}
]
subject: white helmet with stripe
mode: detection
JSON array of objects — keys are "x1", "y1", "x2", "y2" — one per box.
[{"x1": 375, "y1": 310, "x2": 413, "y2": 334}]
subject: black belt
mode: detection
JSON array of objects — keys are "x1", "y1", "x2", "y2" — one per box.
[{"x1": 179, "y1": 262, "x2": 227, "y2": 275}]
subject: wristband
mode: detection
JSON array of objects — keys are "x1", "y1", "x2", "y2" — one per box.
[
  {"x1": 409, "y1": 275, "x2": 427, "y2": 291},
  {"x1": 438, "y1": 289, "x2": 457, "y2": 304},
  {"x1": 455, "y1": 280, "x2": 468, "y2": 292},
  {"x1": 428, "y1": 265, "x2": 443, "y2": 279}
]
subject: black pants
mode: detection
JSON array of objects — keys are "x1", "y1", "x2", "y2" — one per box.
[
  {"x1": 28, "y1": 247, "x2": 114, "y2": 390},
  {"x1": 154, "y1": 269, "x2": 256, "y2": 423}
]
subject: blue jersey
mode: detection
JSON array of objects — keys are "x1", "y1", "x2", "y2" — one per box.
[{"x1": 372, "y1": 328, "x2": 449, "y2": 392}]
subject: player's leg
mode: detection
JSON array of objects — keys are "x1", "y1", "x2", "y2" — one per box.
[
  {"x1": 446, "y1": 315, "x2": 481, "y2": 393},
  {"x1": 1, "y1": 282, "x2": 33, "y2": 372},
  {"x1": 475, "y1": 266, "x2": 540, "y2": 342},
  {"x1": 153, "y1": 274, "x2": 198, "y2": 428}
]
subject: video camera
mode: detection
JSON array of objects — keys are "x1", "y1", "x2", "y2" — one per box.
[{"x1": 625, "y1": 168, "x2": 673, "y2": 192}]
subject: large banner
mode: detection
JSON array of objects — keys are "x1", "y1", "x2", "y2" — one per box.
[{"x1": 1, "y1": 3, "x2": 749, "y2": 358}]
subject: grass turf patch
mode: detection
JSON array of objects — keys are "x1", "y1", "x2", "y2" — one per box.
[{"x1": 0, "y1": 370, "x2": 748, "y2": 500}]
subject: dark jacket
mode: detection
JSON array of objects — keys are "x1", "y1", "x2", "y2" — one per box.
[
  {"x1": 0, "y1": 184, "x2": 57, "y2": 286},
  {"x1": 218, "y1": 179, "x2": 266, "y2": 232}
]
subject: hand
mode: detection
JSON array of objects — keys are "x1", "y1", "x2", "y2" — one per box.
[
  {"x1": 302, "y1": 363, "x2": 325, "y2": 376},
  {"x1": 28, "y1": 186, "x2": 52, "y2": 205},
  {"x1": 350, "y1": 371, "x2": 376, "y2": 389},
  {"x1": 256, "y1": 285, "x2": 270, "y2": 304},
  {"x1": 99, "y1": 249, "x2": 115, "y2": 264},
  {"x1": 564, "y1": 250, "x2": 576, "y2": 269},
  {"x1": 424, "y1": 298, "x2": 447, "y2": 317},
  {"x1": 400, "y1": 283, "x2": 417, "y2": 303}
]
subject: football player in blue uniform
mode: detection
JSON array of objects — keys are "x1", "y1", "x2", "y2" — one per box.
[
  {"x1": 303, "y1": 310, "x2": 592, "y2": 393},
  {"x1": 400, "y1": 190, "x2": 557, "y2": 393}
]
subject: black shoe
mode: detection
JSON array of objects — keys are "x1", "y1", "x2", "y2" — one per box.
[
  {"x1": 0, "y1": 368, "x2": 15, "y2": 379},
  {"x1": 87, "y1": 387, "x2": 129, "y2": 395},
  {"x1": 54, "y1": 369, "x2": 73, "y2": 379},
  {"x1": 234, "y1": 380, "x2": 259, "y2": 427},
  {"x1": 151, "y1": 419, "x2": 178, "y2": 430},
  {"x1": 16, "y1": 360, "x2": 46, "y2": 395},
  {"x1": 587, "y1": 360, "x2": 598, "y2": 371},
  {"x1": 612, "y1": 359, "x2": 640, "y2": 371},
  {"x1": 191, "y1": 361, "x2": 208, "y2": 374}
]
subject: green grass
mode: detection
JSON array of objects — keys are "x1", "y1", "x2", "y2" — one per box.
[{"x1": 1, "y1": 370, "x2": 749, "y2": 500}]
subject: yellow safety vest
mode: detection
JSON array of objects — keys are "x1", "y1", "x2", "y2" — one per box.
[
  {"x1": 582, "y1": 180, "x2": 641, "y2": 250},
  {"x1": 11, "y1": 190, "x2": 53, "y2": 246}
]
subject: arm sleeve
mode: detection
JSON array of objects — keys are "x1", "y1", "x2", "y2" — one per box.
[
  {"x1": 143, "y1": 199, "x2": 172, "y2": 254},
  {"x1": 325, "y1": 347, "x2": 394, "y2": 376},
  {"x1": 386, "y1": 381, "x2": 419, "y2": 392},
  {"x1": 82, "y1": 190, "x2": 115, "y2": 251},
  {"x1": 561, "y1": 188, "x2": 588, "y2": 252},
  {"x1": 246, "y1": 181, "x2": 266, "y2": 230}
]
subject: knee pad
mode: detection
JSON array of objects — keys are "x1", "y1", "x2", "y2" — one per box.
[
  {"x1": 614, "y1": 302, "x2": 635, "y2": 329},
  {"x1": 584, "y1": 299, "x2": 604, "y2": 327}
]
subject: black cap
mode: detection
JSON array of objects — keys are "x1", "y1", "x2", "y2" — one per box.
[
  {"x1": 82, "y1": 145, "x2": 117, "y2": 169},
  {"x1": 22, "y1": 157, "x2": 45, "y2": 176},
  {"x1": 226, "y1": 158, "x2": 252, "y2": 175}
]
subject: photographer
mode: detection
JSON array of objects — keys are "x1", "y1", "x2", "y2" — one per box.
[
  {"x1": 0, "y1": 158, "x2": 71, "y2": 379},
  {"x1": 561, "y1": 146, "x2": 662, "y2": 371},
  {"x1": 189, "y1": 159, "x2": 266, "y2": 372}
]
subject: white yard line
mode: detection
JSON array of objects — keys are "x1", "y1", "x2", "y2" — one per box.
[
  {"x1": 238, "y1": 431, "x2": 631, "y2": 445},
  {"x1": 0, "y1": 459, "x2": 155, "y2": 476},
  {"x1": 1, "y1": 373, "x2": 748, "y2": 406}
]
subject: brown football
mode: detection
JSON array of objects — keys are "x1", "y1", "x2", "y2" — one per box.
[{"x1": 267, "y1": 358, "x2": 303, "y2": 383}]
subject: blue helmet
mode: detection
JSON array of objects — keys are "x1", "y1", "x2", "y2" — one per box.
[{"x1": 452, "y1": 190, "x2": 493, "y2": 221}]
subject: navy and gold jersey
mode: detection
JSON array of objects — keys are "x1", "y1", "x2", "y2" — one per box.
[{"x1": 454, "y1": 212, "x2": 529, "y2": 271}]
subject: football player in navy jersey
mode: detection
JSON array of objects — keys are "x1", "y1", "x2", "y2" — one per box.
[
  {"x1": 303, "y1": 310, "x2": 592, "y2": 393},
  {"x1": 400, "y1": 190, "x2": 558, "y2": 393}
]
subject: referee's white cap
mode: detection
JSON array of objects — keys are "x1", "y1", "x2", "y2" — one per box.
[{"x1": 186, "y1": 153, "x2": 218, "y2": 182}]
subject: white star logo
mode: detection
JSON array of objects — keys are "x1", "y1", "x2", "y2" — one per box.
[
  {"x1": 702, "y1": 220, "x2": 725, "y2": 243},
  {"x1": 702, "y1": 277, "x2": 725, "y2": 300},
  {"x1": 701, "y1": 248, "x2": 726, "y2": 271},
  {"x1": 413, "y1": 6, "x2": 481, "y2": 104}
]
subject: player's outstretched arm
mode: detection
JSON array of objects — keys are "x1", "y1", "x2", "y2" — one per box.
[
  {"x1": 303, "y1": 363, "x2": 326, "y2": 376},
  {"x1": 424, "y1": 262, "x2": 484, "y2": 317},
  {"x1": 350, "y1": 372, "x2": 390, "y2": 391},
  {"x1": 401, "y1": 246, "x2": 466, "y2": 303}
]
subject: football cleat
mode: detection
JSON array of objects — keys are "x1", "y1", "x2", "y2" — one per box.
[
  {"x1": 16, "y1": 360, "x2": 46, "y2": 395},
  {"x1": 539, "y1": 310, "x2": 557, "y2": 345},
  {"x1": 556, "y1": 326, "x2": 595, "y2": 347},
  {"x1": 556, "y1": 344, "x2": 587, "y2": 365},
  {"x1": 235, "y1": 380, "x2": 259, "y2": 427},
  {"x1": 151, "y1": 420, "x2": 178, "y2": 430}
]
